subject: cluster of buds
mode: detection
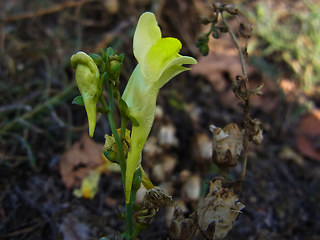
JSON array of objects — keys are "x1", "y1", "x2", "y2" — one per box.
[{"x1": 196, "y1": 2, "x2": 252, "y2": 56}]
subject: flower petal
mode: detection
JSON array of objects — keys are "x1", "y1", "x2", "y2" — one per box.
[
  {"x1": 156, "y1": 56, "x2": 197, "y2": 89},
  {"x1": 123, "y1": 66, "x2": 158, "y2": 203},
  {"x1": 142, "y1": 37, "x2": 181, "y2": 82},
  {"x1": 133, "y1": 12, "x2": 161, "y2": 64},
  {"x1": 83, "y1": 98, "x2": 97, "y2": 137},
  {"x1": 123, "y1": 12, "x2": 197, "y2": 204}
]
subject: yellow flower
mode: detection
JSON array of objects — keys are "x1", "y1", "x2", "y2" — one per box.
[
  {"x1": 73, "y1": 169, "x2": 101, "y2": 199},
  {"x1": 71, "y1": 51, "x2": 101, "y2": 137},
  {"x1": 122, "y1": 12, "x2": 197, "y2": 203}
]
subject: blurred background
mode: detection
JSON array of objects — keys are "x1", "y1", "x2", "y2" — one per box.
[{"x1": 1, "y1": 0, "x2": 320, "y2": 239}]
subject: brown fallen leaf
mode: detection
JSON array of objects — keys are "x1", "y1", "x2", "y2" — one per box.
[
  {"x1": 296, "y1": 109, "x2": 320, "y2": 162},
  {"x1": 60, "y1": 133, "x2": 104, "y2": 189}
]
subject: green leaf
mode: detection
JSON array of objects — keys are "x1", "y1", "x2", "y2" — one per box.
[
  {"x1": 118, "y1": 98, "x2": 139, "y2": 127},
  {"x1": 106, "y1": 47, "x2": 115, "y2": 57},
  {"x1": 196, "y1": 34, "x2": 210, "y2": 56},
  {"x1": 89, "y1": 53, "x2": 103, "y2": 67},
  {"x1": 103, "y1": 150, "x2": 118, "y2": 163},
  {"x1": 7, "y1": 133, "x2": 36, "y2": 169},
  {"x1": 72, "y1": 95, "x2": 84, "y2": 106},
  {"x1": 131, "y1": 168, "x2": 142, "y2": 192},
  {"x1": 211, "y1": 27, "x2": 221, "y2": 39}
]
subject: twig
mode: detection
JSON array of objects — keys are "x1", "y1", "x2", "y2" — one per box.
[
  {"x1": 0, "y1": 104, "x2": 32, "y2": 113},
  {"x1": 2, "y1": 0, "x2": 95, "y2": 23},
  {"x1": 4, "y1": 225, "x2": 40, "y2": 238},
  {"x1": 220, "y1": 12, "x2": 247, "y2": 78},
  {"x1": 220, "y1": 11, "x2": 250, "y2": 182}
]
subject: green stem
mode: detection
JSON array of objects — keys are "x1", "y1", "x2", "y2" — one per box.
[
  {"x1": 106, "y1": 107, "x2": 134, "y2": 239},
  {"x1": 102, "y1": 76, "x2": 134, "y2": 239},
  {"x1": 102, "y1": 79, "x2": 126, "y2": 170},
  {"x1": 125, "y1": 189, "x2": 136, "y2": 239},
  {"x1": 131, "y1": 225, "x2": 142, "y2": 240},
  {"x1": 120, "y1": 117, "x2": 128, "y2": 142}
]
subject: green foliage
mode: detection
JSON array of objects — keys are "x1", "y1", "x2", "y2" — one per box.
[
  {"x1": 247, "y1": 1, "x2": 320, "y2": 91},
  {"x1": 196, "y1": 34, "x2": 210, "y2": 56},
  {"x1": 72, "y1": 95, "x2": 84, "y2": 106}
]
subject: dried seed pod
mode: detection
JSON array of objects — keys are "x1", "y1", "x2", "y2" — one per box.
[
  {"x1": 211, "y1": 123, "x2": 243, "y2": 170},
  {"x1": 135, "y1": 187, "x2": 175, "y2": 227},
  {"x1": 169, "y1": 208, "x2": 197, "y2": 240},
  {"x1": 249, "y1": 118, "x2": 263, "y2": 145},
  {"x1": 143, "y1": 186, "x2": 174, "y2": 210},
  {"x1": 195, "y1": 180, "x2": 245, "y2": 240}
]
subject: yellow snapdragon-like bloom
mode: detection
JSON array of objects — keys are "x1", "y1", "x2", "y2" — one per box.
[
  {"x1": 71, "y1": 51, "x2": 101, "y2": 137},
  {"x1": 122, "y1": 12, "x2": 197, "y2": 203}
]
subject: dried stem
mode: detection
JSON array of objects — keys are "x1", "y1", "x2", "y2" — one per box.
[
  {"x1": 220, "y1": 12, "x2": 247, "y2": 79},
  {"x1": 220, "y1": 11, "x2": 250, "y2": 182},
  {"x1": 2, "y1": 0, "x2": 96, "y2": 22}
]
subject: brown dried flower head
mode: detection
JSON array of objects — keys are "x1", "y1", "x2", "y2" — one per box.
[
  {"x1": 169, "y1": 208, "x2": 197, "y2": 240},
  {"x1": 143, "y1": 186, "x2": 174, "y2": 210},
  {"x1": 211, "y1": 123, "x2": 243, "y2": 170},
  {"x1": 249, "y1": 118, "x2": 263, "y2": 145},
  {"x1": 195, "y1": 180, "x2": 245, "y2": 240}
]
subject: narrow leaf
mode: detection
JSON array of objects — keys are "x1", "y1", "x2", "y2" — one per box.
[{"x1": 72, "y1": 96, "x2": 84, "y2": 106}]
